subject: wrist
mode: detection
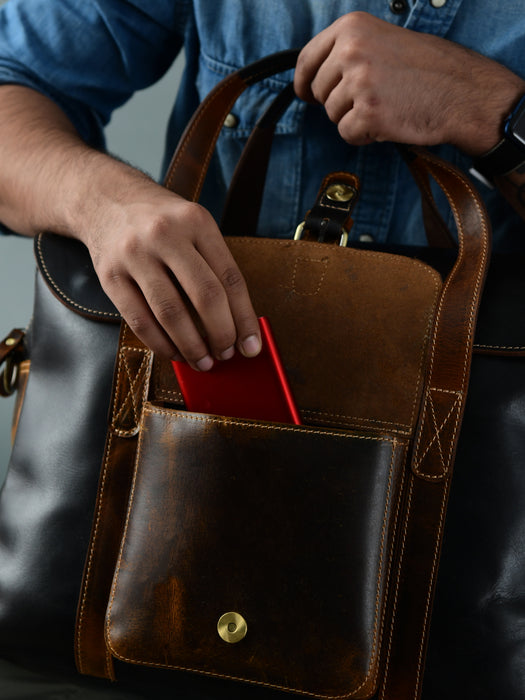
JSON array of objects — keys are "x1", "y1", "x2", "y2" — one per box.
[
  {"x1": 444, "y1": 53, "x2": 525, "y2": 158},
  {"x1": 60, "y1": 150, "x2": 157, "y2": 247},
  {"x1": 470, "y1": 91, "x2": 525, "y2": 184}
]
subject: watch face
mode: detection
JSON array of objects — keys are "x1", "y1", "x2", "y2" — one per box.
[{"x1": 506, "y1": 94, "x2": 525, "y2": 147}]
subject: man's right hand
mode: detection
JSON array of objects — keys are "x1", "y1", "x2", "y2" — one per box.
[
  {"x1": 82, "y1": 175, "x2": 262, "y2": 370},
  {"x1": 0, "y1": 85, "x2": 261, "y2": 370}
]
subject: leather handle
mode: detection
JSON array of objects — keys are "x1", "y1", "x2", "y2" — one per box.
[
  {"x1": 220, "y1": 82, "x2": 455, "y2": 247},
  {"x1": 163, "y1": 49, "x2": 299, "y2": 201}
]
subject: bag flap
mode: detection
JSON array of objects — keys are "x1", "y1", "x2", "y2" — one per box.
[
  {"x1": 35, "y1": 233, "x2": 525, "y2": 356},
  {"x1": 152, "y1": 237, "x2": 443, "y2": 436},
  {"x1": 35, "y1": 232, "x2": 120, "y2": 322}
]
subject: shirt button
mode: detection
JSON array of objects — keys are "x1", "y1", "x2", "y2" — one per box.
[
  {"x1": 430, "y1": 0, "x2": 447, "y2": 7},
  {"x1": 223, "y1": 113, "x2": 239, "y2": 128},
  {"x1": 359, "y1": 233, "x2": 375, "y2": 243},
  {"x1": 389, "y1": 0, "x2": 408, "y2": 13}
]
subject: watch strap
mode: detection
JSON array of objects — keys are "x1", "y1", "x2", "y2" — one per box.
[{"x1": 472, "y1": 135, "x2": 525, "y2": 181}]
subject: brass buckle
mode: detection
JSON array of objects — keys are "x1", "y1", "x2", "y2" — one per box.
[{"x1": 294, "y1": 220, "x2": 349, "y2": 247}]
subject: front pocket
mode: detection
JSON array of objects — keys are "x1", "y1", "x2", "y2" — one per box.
[{"x1": 106, "y1": 405, "x2": 407, "y2": 699}]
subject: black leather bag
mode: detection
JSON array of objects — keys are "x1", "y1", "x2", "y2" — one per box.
[{"x1": 1, "y1": 50, "x2": 524, "y2": 700}]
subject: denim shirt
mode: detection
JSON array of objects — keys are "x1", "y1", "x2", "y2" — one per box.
[{"x1": 0, "y1": 0, "x2": 524, "y2": 250}]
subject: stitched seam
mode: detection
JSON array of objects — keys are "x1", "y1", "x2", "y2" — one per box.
[
  {"x1": 144, "y1": 406, "x2": 396, "y2": 443},
  {"x1": 75, "y1": 431, "x2": 114, "y2": 677},
  {"x1": 413, "y1": 389, "x2": 461, "y2": 479},
  {"x1": 36, "y1": 235, "x2": 120, "y2": 319},
  {"x1": 152, "y1": 399, "x2": 412, "y2": 430},
  {"x1": 229, "y1": 237, "x2": 443, "y2": 276},
  {"x1": 106, "y1": 405, "x2": 401, "y2": 697},
  {"x1": 474, "y1": 343, "x2": 525, "y2": 351},
  {"x1": 74, "y1": 328, "x2": 138, "y2": 672},
  {"x1": 414, "y1": 487, "x2": 449, "y2": 697},
  {"x1": 301, "y1": 411, "x2": 411, "y2": 434},
  {"x1": 379, "y1": 474, "x2": 414, "y2": 700},
  {"x1": 106, "y1": 412, "x2": 147, "y2": 664},
  {"x1": 412, "y1": 156, "x2": 489, "y2": 477},
  {"x1": 428, "y1": 392, "x2": 446, "y2": 470},
  {"x1": 408, "y1": 154, "x2": 489, "y2": 698},
  {"x1": 289, "y1": 256, "x2": 329, "y2": 296},
  {"x1": 407, "y1": 280, "x2": 442, "y2": 430},
  {"x1": 231, "y1": 237, "x2": 441, "y2": 432},
  {"x1": 165, "y1": 74, "x2": 238, "y2": 197},
  {"x1": 119, "y1": 350, "x2": 143, "y2": 429},
  {"x1": 111, "y1": 346, "x2": 150, "y2": 437},
  {"x1": 148, "y1": 401, "x2": 412, "y2": 434},
  {"x1": 355, "y1": 438, "x2": 398, "y2": 696},
  {"x1": 376, "y1": 448, "x2": 407, "y2": 696},
  {"x1": 166, "y1": 65, "x2": 281, "y2": 200}
]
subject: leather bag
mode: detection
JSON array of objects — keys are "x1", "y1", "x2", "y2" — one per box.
[{"x1": 0, "y1": 50, "x2": 523, "y2": 700}]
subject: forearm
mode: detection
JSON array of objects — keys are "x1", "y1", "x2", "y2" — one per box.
[
  {"x1": 0, "y1": 84, "x2": 155, "y2": 241},
  {"x1": 0, "y1": 84, "x2": 261, "y2": 366}
]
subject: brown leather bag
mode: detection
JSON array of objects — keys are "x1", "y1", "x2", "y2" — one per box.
[
  {"x1": 66, "y1": 52, "x2": 490, "y2": 699},
  {"x1": 7, "y1": 51, "x2": 522, "y2": 699}
]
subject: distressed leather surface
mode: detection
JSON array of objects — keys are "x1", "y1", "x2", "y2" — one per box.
[
  {"x1": 107, "y1": 407, "x2": 407, "y2": 699},
  {"x1": 1, "y1": 50, "x2": 511, "y2": 700},
  {"x1": 154, "y1": 237, "x2": 442, "y2": 435},
  {"x1": 72, "y1": 50, "x2": 490, "y2": 700}
]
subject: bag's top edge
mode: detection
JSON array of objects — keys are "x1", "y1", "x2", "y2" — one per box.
[
  {"x1": 34, "y1": 232, "x2": 525, "y2": 354},
  {"x1": 35, "y1": 232, "x2": 121, "y2": 323}
]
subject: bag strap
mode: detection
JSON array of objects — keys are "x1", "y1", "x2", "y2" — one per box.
[
  {"x1": 219, "y1": 81, "x2": 456, "y2": 247},
  {"x1": 378, "y1": 148, "x2": 490, "y2": 699},
  {"x1": 75, "y1": 52, "x2": 490, "y2": 700},
  {"x1": 163, "y1": 49, "x2": 299, "y2": 201}
]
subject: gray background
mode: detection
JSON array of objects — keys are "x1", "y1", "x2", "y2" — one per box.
[{"x1": 0, "y1": 0, "x2": 184, "y2": 480}]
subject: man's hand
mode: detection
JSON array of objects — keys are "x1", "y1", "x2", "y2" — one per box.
[
  {"x1": 0, "y1": 85, "x2": 261, "y2": 369},
  {"x1": 294, "y1": 12, "x2": 525, "y2": 156},
  {"x1": 82, "y1": 175, "x2": 262, "y2": 371}
]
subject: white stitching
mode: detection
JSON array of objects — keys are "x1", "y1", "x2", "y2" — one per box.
[{"x1": 36, "y1": 235, "x2": 120, "y2": 319}]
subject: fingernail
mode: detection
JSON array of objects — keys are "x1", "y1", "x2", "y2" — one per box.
[
  {"x1": 219, "y1": 346, "x2": 235, "y2": 361},
  {"x1": 241, "y1": 334, "x2": 261, "y2": 357},
  {"x1": 196, "y1": 355, "x2": 214, "y2": 372}
]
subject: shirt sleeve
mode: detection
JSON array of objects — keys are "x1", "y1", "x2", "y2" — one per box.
[{"x1": 0, "y1": 0, "x2": 190, "y2": 146}]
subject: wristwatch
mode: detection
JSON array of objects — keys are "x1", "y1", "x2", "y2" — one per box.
[{"x1": 471, "y1": 93, "x2": 525, "y2": 184}]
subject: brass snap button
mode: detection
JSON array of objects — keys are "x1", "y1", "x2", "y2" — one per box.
[
  {"x1": 325, "y1": 183, "x2": 355, "y2": 202},
  {"x1": 217, "y1": 612, "x2": 247, "y2": 643}
]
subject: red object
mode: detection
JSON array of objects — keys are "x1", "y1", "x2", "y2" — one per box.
[{"x1": 172, "y1": 317, "x2": 301, "y2": 425}]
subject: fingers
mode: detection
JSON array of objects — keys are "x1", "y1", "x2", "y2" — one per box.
[
  {"x1": 194, "y1": 233, "x2": 262, "y2": 359},
  {"x1": 94, "y1": 196, "x2": 261, "y2": 370},
  {"x1": 294, "y1": 33, "x2": 335, "y2": 103}
]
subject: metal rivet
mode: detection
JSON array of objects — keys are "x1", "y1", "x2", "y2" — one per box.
[
  {"x1": 217, "y1": 612, "x2": 247, "y2": 643},
  {"x1": 430, "y1": 0, "x2": 447, "y2": 7},
  {"x1": 5, "y1": 338, "x2": 15, "y2": 346},
  {"x1": 326, "y1": 183, "x2": 355, "y2": 203},
  {"x1": 223, "y1": 113, "x2": 239, "y2": 128},
  {"x1": 390, "y1": 0, "x2": 408, "y2": 14},
  {"x1": 359, "y1": 233, "x2": 375, "y2": 243}
]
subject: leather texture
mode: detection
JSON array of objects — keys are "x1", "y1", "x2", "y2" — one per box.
[
  {"x1": 73, "y1": 53, "x2": 490, "y2": 700},
  {"x1": 107, "y1": 407, "x2": 407, "y2": 699},
  {"x1": 0, "y1": 272, "x2": 120, "y2": 671},
  {"x1": 0, "y1": 49, "x2": 519, "y2": 700}
]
